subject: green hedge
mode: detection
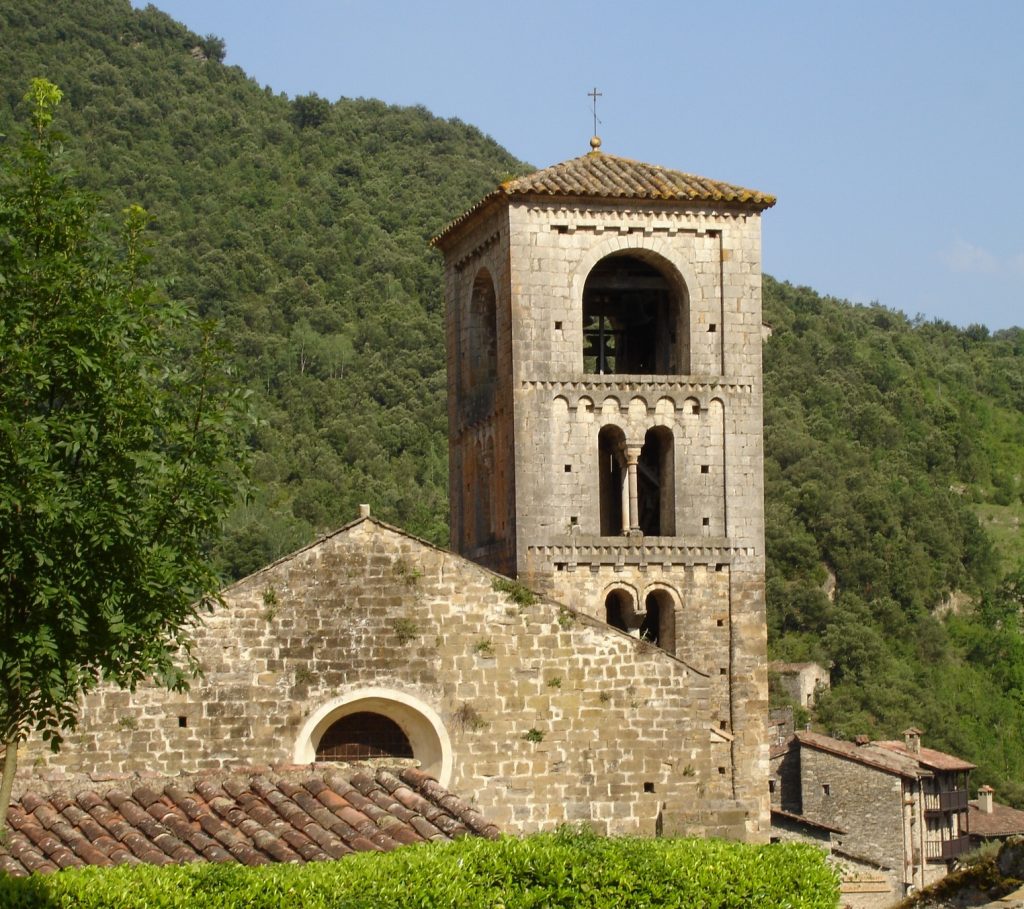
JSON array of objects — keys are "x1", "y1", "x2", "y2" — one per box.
[{"x1": 0, "y1": 829, "x2": 838, "y2": 908}]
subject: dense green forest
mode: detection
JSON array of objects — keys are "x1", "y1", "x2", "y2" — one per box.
[{"x1": 2, "y1": 1, "x2": 1023, "y2": 800}]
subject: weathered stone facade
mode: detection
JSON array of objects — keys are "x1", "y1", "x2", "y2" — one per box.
[
  {"x1": 19, "y1": 149, "x2": 775, "y2": 846},
  {"x1": 771, "y1": 730, "x2": 974, "y2": 905},
  {"x1": 22, "y1": 518, "x2": 748, "y2": 838},
  {"x1": 769, "y1": 661, "x2": 830, "y2": 708},
  {"x1": 435, "y1": 150, "x2": 774, "y2": 838}
]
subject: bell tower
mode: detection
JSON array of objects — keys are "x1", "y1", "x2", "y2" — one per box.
[{"x1": 433, "y1": 142, "x2": 775, "y2": 826}]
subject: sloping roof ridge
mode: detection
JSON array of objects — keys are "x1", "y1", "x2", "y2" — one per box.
[
  {"x1": 795, "y1": 731, "x2": 927, "y2": 779},
  {"x1": 220, "y1": 513, "x2": 441, "y2": 593},
  {"x1": 771, "y1": 807, "x2": 846, "y2": 835},
  {"x1": 514, "y1": 151, "x2": 703, "y2": 192},
  {"x1": 873, "y1": 740, "x2": 976, "y2": 772},
  {"x1": 221, "y1": 516, "x2": 709, "y2": 678},
  {"x1": 968, "y1": 799, "x2": 1024, "y2": 836},
  {"x1": 432, "y1": 150, "x2": 774, "y2": 247}
]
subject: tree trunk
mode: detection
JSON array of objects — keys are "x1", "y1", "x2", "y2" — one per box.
[{"x1": 0, "y1": 739, "x2": 17, "y2": 838}]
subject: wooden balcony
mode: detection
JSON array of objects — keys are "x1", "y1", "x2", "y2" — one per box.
[
  {"x1": 926, "y1": 834, "x2": 970, "y2": 862},
  {"x1": 924, "y1": 790, "x2": 969, "y2": 812}
]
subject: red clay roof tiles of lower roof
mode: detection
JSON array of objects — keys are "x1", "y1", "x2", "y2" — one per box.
[
  {"x1": 0, "y1": 766, "x2": 500, "y2": 878},
  {"x1": 968, "y1": 800, "x2": 1024, "y2": 838},
  {"x1": 872, "y1": 740, "x2": 976, "y2": 772}
]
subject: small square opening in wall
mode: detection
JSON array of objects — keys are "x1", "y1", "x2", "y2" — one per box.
[
  {"x1": 718, "y1": 766, "x2": 727, "y2": 775},
  {"x1": 178, "y1": 716, "x2": 188, "y2": 729},
  {"x1": 643, "y1": 782, "x2": 655, "y2": 793},
  {"x1": 769, "y1": 779, "x2": 776, "y2": 794},
  {"x1": 702, "y1": 517, "x2": 710, "y2": 527},
  {"x1": 716, "y1": 618, "x2": 725, "y2": 627},
  {"x1": 715, "y1": 563, "x2": 725, "y2": 572},
  {"x1": 719, "y1": 720, "x2": 728, "y2": 730},
  {"x1": 700, "y1": 465, "x2": 709, "y2": 474},
  {"x1": 554, "y1": 321, "x2": 563, "y2": 330},
  {"x1": 564, "y1": 464, "x2": 572, "y2": 473},
  {"x1": 570, "y1": 515, "x2": 578, "y2": 526},
  {"x1": 719, "y1": 667, "x2": 727, "y2": 675},
  {"x1": 691, "y1": 404, "x2": 700, "y2": 415},
  {"x1": 708, "y1": 323, "x2": 717, "y2": 333},
  {"x1": 822, "y1": 784, "x2": 831, "y2": 796}
]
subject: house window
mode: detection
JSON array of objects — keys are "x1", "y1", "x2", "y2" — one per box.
[{"x1": 822, "y1": 784, "x2": 831, "y2": 796}]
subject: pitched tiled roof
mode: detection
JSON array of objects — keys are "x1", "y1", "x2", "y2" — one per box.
[
  {"x1": 969, "y1": 799, "x2": 1024, "y2": 838},
  {"x1": 432, "y1": 151, "x2": 775, "y2": 247},
  {"x1": 873, "y1": 740, "x2": 976, "y2": 772},
  {"x1": 0, "y1": 767, "x2": 499, "y2": 877},
  {"x1": 794, "y1": 731, "x2": 928, "y2": 779},
  {"x1": 771, "y1": 807, "x2": 846, "y2": 835}
]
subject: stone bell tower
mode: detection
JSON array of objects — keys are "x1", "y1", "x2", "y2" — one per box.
[{"x1": 432, "y1": 140, "x2": 775, "y2": 823}]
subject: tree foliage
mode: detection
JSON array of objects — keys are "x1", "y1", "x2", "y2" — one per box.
[
  {"x1": 763, "y1": 278, "x2": 1024, "y2": 798},
  {"x1": 0, "y1": 78, "x2": 249, "y2": 824}
]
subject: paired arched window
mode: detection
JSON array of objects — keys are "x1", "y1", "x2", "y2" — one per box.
[
  {"x1": 605, "y1": 587, "x2": 676, "y2": 653},
  {"x1": 640, "y1": 590, "x2": 676, "y2": 652},
  {"x1": 582, "y1": 254, "x2": 688, "y2": 375},
  {"x1": 638, "y1": 426, "x2": 675, "y2": 537},
  {"x1": 598, "y1": 425, "x2": 627, "y2": 535},
  {"x1": 598, "y1": 425, "x2": 675, "y2": 536}
]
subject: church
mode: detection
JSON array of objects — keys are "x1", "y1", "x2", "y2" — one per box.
[{"x1": 14, "y1": 141, "x2": 775, "y2": 850}]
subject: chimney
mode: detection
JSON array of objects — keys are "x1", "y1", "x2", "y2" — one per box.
[
  {"x1": 855, "y1": 735, "x2": 870, "y2": 746},
  {"x1": 359, "y1": 504, "x2": 371, "y2": 518},
  {"x1": 903, "y1": 727, "x2": 922, "y2": 754},
  {"x1": 979, "y1": 785, "x2": 994, "y2": 814}
]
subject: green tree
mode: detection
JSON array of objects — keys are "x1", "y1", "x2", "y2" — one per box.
[{"x1": 0, "y1": 80, "x2": 249, "y2": 828}]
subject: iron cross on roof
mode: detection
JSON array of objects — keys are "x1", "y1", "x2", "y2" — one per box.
[{"x1": 588, "y1": 86, "x2": 602, "y2": 149}]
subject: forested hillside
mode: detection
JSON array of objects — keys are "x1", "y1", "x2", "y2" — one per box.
[
  {"x1": 3, "y1": 1, "x2": 1023, "y2": 799},
  {"x1": 0, "y1": 0, "x2": 524, "y2": 574}
]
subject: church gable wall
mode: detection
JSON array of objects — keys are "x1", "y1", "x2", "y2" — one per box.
[{"x1": 21, "y1": 520, "x2": 754, "y2": 838}]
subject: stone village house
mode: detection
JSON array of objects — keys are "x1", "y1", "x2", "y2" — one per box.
[
  {"x1": 770, "y1": 727, "x2": 974, "y2": 907},
  {"x1": 5, "y1": 145, "x2": 783, "y2": 868}
]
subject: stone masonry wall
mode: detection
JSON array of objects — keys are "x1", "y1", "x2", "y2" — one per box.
[
  {"x1": 498, "y1": 199, "x2": 769, "y2": 838},
  {"x1": 21, "y1": 519, "x2": 756, "y2": 839},
  {"x1": 444, "y1": 204, "x2": 517, "y2": 577},
  {"x1": 799, "y1": 747, "x2": 906, "y2": 871}
]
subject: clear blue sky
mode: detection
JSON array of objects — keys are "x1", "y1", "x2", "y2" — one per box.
[{"x1": 134, "y1": 1, "x2": 1023, "y2": 329}]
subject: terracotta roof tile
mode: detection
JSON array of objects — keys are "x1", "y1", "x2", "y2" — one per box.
[
  {"x1": 432, "y1": 151, "x2": 775, "y2": 247},
  {"x1": 873, "y1": 740, "x2": 976, "y2": 772},
  {"x1": 794, "y1": 731, "x2": 928, "y2": 779},
  {"x1": 2, "y1": 767, "x2": 497, "y2": 877},
  {"x1": 968, "y1": 800, "x2": 1024, "y2": 838}
]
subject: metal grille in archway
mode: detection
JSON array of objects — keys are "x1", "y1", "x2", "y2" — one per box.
[{"x1": 315, "y1": 712, "x2": 414, "y2": 761}]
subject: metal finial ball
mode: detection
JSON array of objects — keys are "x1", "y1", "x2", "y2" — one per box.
[{"x1": 590, "y1": 135, "x2": 602, "y2": 150}]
